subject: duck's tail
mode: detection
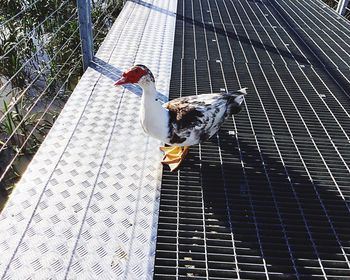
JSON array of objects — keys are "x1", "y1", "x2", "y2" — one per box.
[
  {"x1": 226, "y1": 87, "x2": 247, "y2": 115},
  {"x1": 236, "y1": 87, "x2": 248, "y2": 95},
  {"x1": 224, "y1": 87, "x2": 248, "y2": 97}
]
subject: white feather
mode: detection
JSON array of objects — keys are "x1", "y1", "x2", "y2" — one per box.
[{"x1": 139, "y1": 78, "x2": 169, "y2": 142}]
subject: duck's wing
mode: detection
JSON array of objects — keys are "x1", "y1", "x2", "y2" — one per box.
[{"x1": 164, "y1": 93, "x2": 229, "y2": 143}]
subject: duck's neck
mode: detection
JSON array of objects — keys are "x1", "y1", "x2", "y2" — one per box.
[
  {"x1": 141, "y1": 82, "x2": 157, "y2": 103},
  {"x1": 140, "y1": 82, "x2": 169, "y2": 141}
]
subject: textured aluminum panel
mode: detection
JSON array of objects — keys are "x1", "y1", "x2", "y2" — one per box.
[{"x1": 0, "y1": 0, "x2": 177, "y2": 279}]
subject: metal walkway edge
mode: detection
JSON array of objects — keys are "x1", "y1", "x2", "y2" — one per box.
[{"x1": 0, "y1": 0, "x2": 177, "y2": 279}]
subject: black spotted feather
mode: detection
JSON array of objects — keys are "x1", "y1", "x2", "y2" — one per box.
[{"x1": 164, "y1": 90, "x2": 246, "y2": 146}]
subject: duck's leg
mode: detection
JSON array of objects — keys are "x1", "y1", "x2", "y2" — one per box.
[{"x1": 160, "y1": 146, "x2": 189, "y2": 171}]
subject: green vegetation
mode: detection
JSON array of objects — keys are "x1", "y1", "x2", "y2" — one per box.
[{"x1": 0, "y1": 0, "x2": 122, "y2": 209}]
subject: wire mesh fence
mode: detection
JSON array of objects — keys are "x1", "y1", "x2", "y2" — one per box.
[{"x1": 0, "y1": 0, "x2": 123, "y2": 206}]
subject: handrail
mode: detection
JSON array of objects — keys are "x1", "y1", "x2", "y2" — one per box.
[
  {"x1": 77, "y1": 0, "x2": 94, "y2": 70},
  {"x1": 336, "y1": 0, "x2": 350, "y2": 15}
]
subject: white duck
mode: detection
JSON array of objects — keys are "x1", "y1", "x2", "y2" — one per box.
[{"x1": 115, "y1": 64, "x2": 247, "y2": 171}]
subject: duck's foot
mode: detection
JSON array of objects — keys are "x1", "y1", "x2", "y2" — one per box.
[{"x1": 160, "y1": 146, "x2": 189, "y2": 172}]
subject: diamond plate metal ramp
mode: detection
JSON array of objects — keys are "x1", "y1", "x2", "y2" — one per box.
[{"x1": 0, "y1": 0, "x2": 177, "y2": 279}]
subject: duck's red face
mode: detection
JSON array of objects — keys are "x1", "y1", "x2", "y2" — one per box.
[{"x1": 114, "y1": 66, "x2": 147, "y2": 86}]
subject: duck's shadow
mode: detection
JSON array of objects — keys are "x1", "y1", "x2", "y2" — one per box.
[{"x1": 160, "y1": 129, "x2": 350, "y2": 277}]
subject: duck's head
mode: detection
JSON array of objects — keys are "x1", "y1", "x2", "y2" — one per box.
[{"x1": 114, "y1": 64, "x2": 155, "y2": 87}]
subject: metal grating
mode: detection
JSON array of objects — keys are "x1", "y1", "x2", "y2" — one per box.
[{"x1": 154, "y1": 0, "x2": 350, "y2": 279}]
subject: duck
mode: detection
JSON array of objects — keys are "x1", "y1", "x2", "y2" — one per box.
[{"x1": 114, "y1": 64, "x2": 247, "y2": 171}]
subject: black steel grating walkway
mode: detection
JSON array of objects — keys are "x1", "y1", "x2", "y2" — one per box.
[{"x1": 154, "y1": 0, "x2": 350, "y2": 279}]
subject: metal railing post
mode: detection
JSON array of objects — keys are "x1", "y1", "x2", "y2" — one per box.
[
  {"x1": 336, "y1": 0, "x2": 350, "y2": 16},
  {"x1": 77, "y1": 0, "x2": 94, "y2": 71}
]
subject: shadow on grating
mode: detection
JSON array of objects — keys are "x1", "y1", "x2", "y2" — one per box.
[
  {"x1": 153, "y1": 0, "x2": 350, "y2": 279},
  {"x1": 154, "y1": 130, "x2": 350, "y2": 280}
]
